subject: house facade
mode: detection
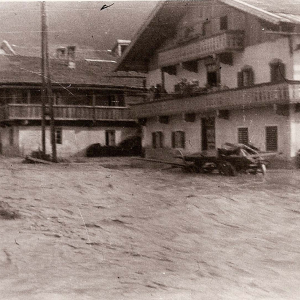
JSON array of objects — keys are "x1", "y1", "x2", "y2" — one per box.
[
  {"x1": 116, "y1": 0, "x2": 300, "y2": 163},
  {"x1": 0, "y1": 43, "x2": 145, "y2": 157}
]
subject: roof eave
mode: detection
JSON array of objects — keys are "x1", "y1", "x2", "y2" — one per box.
[{"x1": 220, "y1": 0, "x2": 295, "y2": 24}]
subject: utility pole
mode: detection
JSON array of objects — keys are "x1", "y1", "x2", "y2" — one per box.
[
  {"x1": 41, "y1": 1, "x2": 57, "y2": 162},
  {"x1": 41, "y1": 1, "x2": 46, "y2": 156}
]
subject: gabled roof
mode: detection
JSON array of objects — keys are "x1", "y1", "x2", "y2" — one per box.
[
  {"x1": 0, "y1": 53, "x2": 144, "y2": 89},
  {"x1": 116, "y1": 0, "x2": 300, "y2": 72}
]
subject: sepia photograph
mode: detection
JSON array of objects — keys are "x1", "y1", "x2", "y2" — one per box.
[{"x1": 0, "y1": 0, "x2": 300, "y2": 299}]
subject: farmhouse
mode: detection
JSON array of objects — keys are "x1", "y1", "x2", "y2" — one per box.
[
  {"x1": 116, "y1": 0, "x2": 300, "y2": 163},
  {"x1": 0, "y1": 41, "x2": 145, "y2": 157}
]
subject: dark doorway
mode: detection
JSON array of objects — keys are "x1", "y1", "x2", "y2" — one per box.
[
  {"x1": 202, "y1": 117, "x2": 216, "y2": 151},
  {"x1": 207, "y1": 71, "x2": 218, "y2": 87},
  {"x1": 206, "y1": 63, "x2": 220, "y2": 87}
]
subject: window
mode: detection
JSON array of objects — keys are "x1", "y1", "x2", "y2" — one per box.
[
  {"x1": 120, "y1": 44, "x2": 128, "y2": 55},
  {"x1": 105, "y1": 130, "x2": 116, "y2": 146},
  {"x1": 237, "y1": 67, "x2": 254, "y2": 87},
  {"x1": 55, "y1": 128, "x2": 62, "y2": 144},
  {"x1": 207, "y1": 64, "x2": 219, "y2": 87},
  {"x1": 270, "y1": 60, "x2": 286, "y2": 83},
  {"x1": 158, "y1": 116, "x2": 169, "y2": 124},
  {"x1": 266, "y1": 126, "x2": 278, "y2": 151},
  {"x1": 172, "y1": 131, "x2": 185, "y2": 149},
  {"x1": 238, "y1": 128, "x2": 249, "y2": 144},
  {"x1": 152, "y1": 131, "x2": 164, "y2": 149},
  {"x1": 220, "y1": 16, "x2": 228, "y2": 30},
  {"x1": 184, "y1": 113, "x2": 196, "y2": 123}
]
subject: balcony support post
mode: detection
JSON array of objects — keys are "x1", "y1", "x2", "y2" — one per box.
[
  {"x1": 215, "y1": 55, "x2": 221, "y2": 86},
  {"x1": 27, "y1": 90, "x2": 31, "y2": 104},
  {"x1": 161, "y1": 69, "x2": 165, "y2": 92},
  {"x1": 92, "y1": 93, "x2": 96, "y2": 122}
]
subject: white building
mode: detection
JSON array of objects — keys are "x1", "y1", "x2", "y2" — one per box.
[{"x1": 116, "y1": 0, "x2": 300, "y2": 164}]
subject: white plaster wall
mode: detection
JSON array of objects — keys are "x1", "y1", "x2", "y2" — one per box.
[
  {"x1": 221, "y1": 37, "x2": 293, "y2": 88},
  {"x1": 18, "y1": 126, "x2": 138, "y2": 157},
  {"x1": 0, "y1": 127, "x2": 19, "y2": 156},
  {"x1": 143, "y1": 106, "x2": 291, "y2": 158},
  {"x1": 148, "y1": 37, "x2": 293, "y2": 91},
  {"x1": 292, "y1": 36, "x2": 300, "y2": 80},
  {"x1": 143, "y1": 114, "x2": 202, "y2": 154},
  {"x1": 216, "y1": 107, "x2": 290, "y2": 157},
  {"x1": 290, "y1": 106, "x2": 300, "y2": 157},
  {"x1": 147, "y1": 69, "x2": 161, "y2": 89}
]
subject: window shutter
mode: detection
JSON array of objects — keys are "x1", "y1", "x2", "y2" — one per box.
[
  {"x1": 248, "y1": 69, "x2": 254, "y2": 86},
  {"x1": 172, "y1": 132, "x2": 175, "y2": 148},
  {"x1": 159, "y1": 132, "x2": 164, "y2": 148},
  {"x1": 238, "y1": 128, "x2": 249, "y2": 144},
  {"x1": 181, "y1": 132, "x2": 186, "y2": 149},
  {"x1": 266, "y1": 126, "x2": 278, "y2": 151},
  {"x1": 270, "y1": 64, "x2": 276, "y2": 82},
  {"x1": 237, "y1": 72, "x2": 243, "y2": 87},
  {"x1": 152, "y1": 132, "x2": 156, "y2": 149},
  {"x1": 279, "y1": 63, "x2": 286, "y2": 81}
]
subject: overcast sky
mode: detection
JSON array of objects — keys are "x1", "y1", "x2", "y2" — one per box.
[{"x1": 0, "y1": 1, "x2": 157, "y2": 52}]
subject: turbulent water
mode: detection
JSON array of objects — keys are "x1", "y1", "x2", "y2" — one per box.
[{"x1": 0, "y1": 157, "x2": 300, "y2": 300}]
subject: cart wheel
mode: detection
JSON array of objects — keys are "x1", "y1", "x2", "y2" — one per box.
[
  {"x1": 183, "y1": 165, "x2": 198, "y2": 173},
  {"x1": 219, "y1": 162, "x2": 237, "y2": 176},
  {"x1": 218, "y1": 162, "x2": 228, "y2": 176},
  {"x1": 202, "y1": 163, "x2": 215, "y2": 173},
  {"x1": 226, "y1": 162, "x2": 237, "y2": 176},
  {"x1": 260, "y1": 164, "x2": 267, "y2": 176}
]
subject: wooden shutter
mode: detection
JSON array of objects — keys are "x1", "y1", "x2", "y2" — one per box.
[
  {"x1": 238, "y1": 128, "x2": 249, "y2": 144},
  {"x1": 266, "y1": 126, "x2": 278, "y2": 151},
  {"x1": 152, "y1": 132, "x2": 156, "y2": 149},
  {"x1": 159, "y1": 132, "x2": 164, "y2": 148},
  {"x1": 248, "y1": 68, "x2": 254, "y2": 86},
  {"x1": 279, "y1": 63, "x2": 286, "y2": 81},
  {"x1": 172, "y1": 132, "x2": 175, "y2": 148},
  {"x1": 181, "y1": 132, "x2": 186, "y2": 149},
  {"x1": 237, "y1": 72, "x2": 243, "y2": 87}
]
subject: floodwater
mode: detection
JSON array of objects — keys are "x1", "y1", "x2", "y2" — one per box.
[{"x1": 0, "y1": 157, "x2": 300, "y2": 300}]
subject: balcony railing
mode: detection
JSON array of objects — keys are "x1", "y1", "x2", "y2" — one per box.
[
  {"x1": 158, "y1": 31, "x2": 244, "y2": 67},
  {"x1": 131, "y1": 82, "x2": 300, "y2": 118},
  {"x1": 0, "y1": 104, "x2": 134, "y2": 122}
]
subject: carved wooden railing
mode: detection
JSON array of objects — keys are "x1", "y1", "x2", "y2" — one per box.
[
  {"x1": 0, "y1": 104, "x2": 134, "y2": 122},
  {"x1": 131, "y1": 82, "x2": 300, "y2": 118},
  {"x1": 158, "y1": 30, "x2": 244, "y2": 67}
]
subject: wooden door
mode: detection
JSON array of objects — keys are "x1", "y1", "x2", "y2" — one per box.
[{"x1": 202, "y1": 117, "x2": 215, "y2": 151}]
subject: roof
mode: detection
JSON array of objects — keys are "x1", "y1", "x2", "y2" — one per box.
[
  {"x1": 220, "y1": 0, "x2": 300, "y2": 24},
  {"x1": 10, "y1": 43, "x2": 116, "y2": 62},
  {"x1": 0, "y1": 54, "x2": 145, "y2": 89},
  {"x1": 116, "y1": 0, "x2": 300, "y2": 71}
]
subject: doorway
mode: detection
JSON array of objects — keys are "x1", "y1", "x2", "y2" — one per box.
[{"x1": 201, "y1": 117, "x2": 215, "y2": 151}]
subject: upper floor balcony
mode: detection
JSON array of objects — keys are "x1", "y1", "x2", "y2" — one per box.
[
  {"x1": 0, "y1": 104, "x2": 134, "y2": 122},
  {"x1": 158, "y1": 30, "x2": 244, "y2": 67},
  {"x1": 131, "y1": 81, "x2": 300, "y2": 118}
]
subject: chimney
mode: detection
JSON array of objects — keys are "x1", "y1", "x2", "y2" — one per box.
[{"x1": 67, "y1": 45, "x2": 76, "y2": 69}]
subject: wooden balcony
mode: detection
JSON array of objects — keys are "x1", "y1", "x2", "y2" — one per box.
[
  {"x1": 131, "y1": 82, "x2": 300, "y2": 118},
  {"x1": 158, "y1": 31, "x2": 244, "y2": 67},
  {"x1": 0, "y1": 104, "x2": 134, "y2": 122}
]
